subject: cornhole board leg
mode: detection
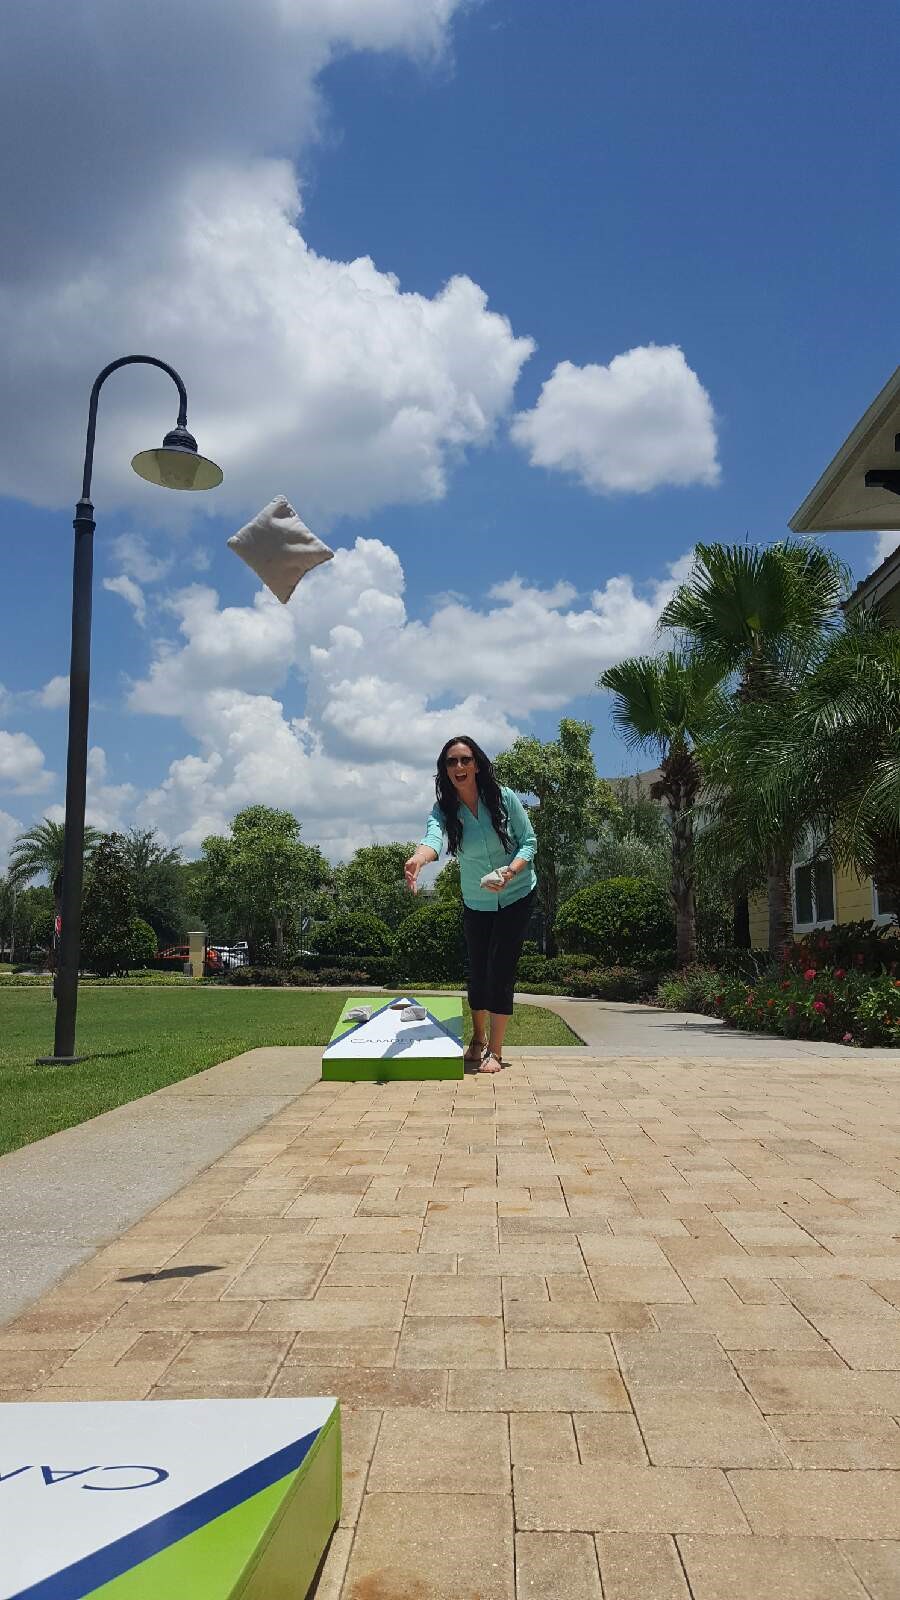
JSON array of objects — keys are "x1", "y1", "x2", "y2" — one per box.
[
  {"x1": 322, "y1": 995, "x2": 464, "y2": 1082},
  {"x1": 0, "y1": 1397, "x2": 340, "y2": 1600}
]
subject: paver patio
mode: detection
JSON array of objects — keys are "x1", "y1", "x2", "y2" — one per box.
[{"x1": 2, "y1": 1043, "x2": 900, "y2": 1598}]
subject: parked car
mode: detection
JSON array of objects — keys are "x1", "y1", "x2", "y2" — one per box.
[
  {"x1": 207, "y1": 941, "x2": 249, "y2": 970},
  {"x1": 155, "y1": 944, "x2": 224, "y2": 974}
]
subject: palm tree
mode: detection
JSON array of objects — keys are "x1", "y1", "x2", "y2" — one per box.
[
  {"x1": 8, "y1": 818, "x2": 102, "y2": 917},
  {"x1": 659, "y1": 540, "x2": 850, "y2": 955},
  {"x1": 599, "y1": 651, "x2": 724, "y2": 967},
  {"x1": 730, "y1": 612, "x2": 900, "y2": 909}
]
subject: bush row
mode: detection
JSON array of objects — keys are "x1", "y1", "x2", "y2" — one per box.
[{"x1": 657, "y1": 921, "x2": 900, "y2": 1046}]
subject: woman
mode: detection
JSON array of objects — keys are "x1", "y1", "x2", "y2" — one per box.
[{"x1": 404, "y1": 736, "x2": 537, "y2": 1073}]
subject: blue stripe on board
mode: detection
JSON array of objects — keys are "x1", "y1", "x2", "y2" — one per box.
[{"x1": 9, "y1": 1427, "x2": 322, "y2": 1600}]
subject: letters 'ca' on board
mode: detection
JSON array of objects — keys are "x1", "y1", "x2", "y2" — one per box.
[{"x1": 0, "y1": 1396, "x2": 340, "y2": 1599}]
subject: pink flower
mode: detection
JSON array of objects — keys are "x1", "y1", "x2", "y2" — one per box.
[
  {"x1": 803, "y1": 968, "x2": 817, "y2": 981},
  {"x1": 842, "y1": 1032, "x2": 853, "y2": 1043},
  {"x1": 813, "y1": 1000, "x2": 826, "y2": 1014},
  {"x1": 834, "y1": 968, "x2": 845, "y2": 980}
]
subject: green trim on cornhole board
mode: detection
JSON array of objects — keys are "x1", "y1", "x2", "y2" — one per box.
[{"x1": 86, "y1": 1410, "x2": 341, "y2": 1600}]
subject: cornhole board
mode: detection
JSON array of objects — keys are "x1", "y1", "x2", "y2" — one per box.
[
  {"x1": 322, "y1": 995, "x2": 464, "y2": 1081},
  {"x1": 0, "y1": 1396, "x2": 340, "y2": 1600}
]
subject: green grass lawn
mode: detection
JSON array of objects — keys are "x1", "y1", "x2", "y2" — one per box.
[{"x1": 0, "y1": 987, "x2": 579, "y2": 1156}]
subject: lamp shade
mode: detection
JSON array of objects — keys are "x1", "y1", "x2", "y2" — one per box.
[{"x1": 131, "y1": 425, "x2": 223, "y2": 492}]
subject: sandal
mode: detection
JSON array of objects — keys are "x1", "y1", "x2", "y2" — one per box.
[
  {"x1": 464, "y1": 1037, "x2": 487, "y2": 1064},
  {"x1": 478, "y1": 1049, "x2": 505, "y2": 1074}
]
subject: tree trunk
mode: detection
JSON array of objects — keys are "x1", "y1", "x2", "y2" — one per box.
[
  {"x1": 542, "y1": 864, "x2": 558, "y2": 956},
  {"x1": 669, "y1": 792, "x2": 697, "y2": 968},
  {"x1": 732, "y1": 888, "x2": 751, "y2": 949},
  {"x1": 766, "y1": 854, "x2": 793, "y2": 959}
]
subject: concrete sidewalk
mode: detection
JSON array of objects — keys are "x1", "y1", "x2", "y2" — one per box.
[
  {"x1": 518, "y1": 994, "x2": 900, "y2": 1061},
  {"x1": 0, "y1": 1046, "x2": 322, "y2": 1323},
  {"x1": 2, "y1": 1028, "x2": 900, "y2": 1598}
]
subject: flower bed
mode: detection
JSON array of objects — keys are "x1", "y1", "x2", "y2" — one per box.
[{"x1": 658, "y1": 921, "x2": 900, "y2": 1046}]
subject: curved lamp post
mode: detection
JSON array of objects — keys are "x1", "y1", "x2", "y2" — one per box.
[{"x1": 38, "y1": 356, "x2": 222, "y2": 1064}]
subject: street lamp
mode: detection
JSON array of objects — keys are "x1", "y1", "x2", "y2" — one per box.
[{"x1": 38, "y1": 356, "x2": 222, "y2": 1064}]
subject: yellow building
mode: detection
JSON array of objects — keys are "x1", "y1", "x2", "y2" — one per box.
[{"x1": 748, "y1": 544, "x2": 900, "y2": 946}]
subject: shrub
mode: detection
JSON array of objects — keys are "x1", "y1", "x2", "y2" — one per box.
[
  {"x1": 556, "y1": 877, "x2": 675, "y2": 965},
  {"x1": 314, "y1": 912, "x2": 395, "y2": 964},
  {"x1": 227, "y1": 965, "x2": 372, "y2": 988},
  {"x1": 783, "y1": 920, "x2": 898, "y2": 977},
  {"x1": 567, "y1": 965, "x2": 665, "y2": 1002},
  {"x1": 129, "y1": 918, "x2": 158, "y2": 970},
  {"x1": 517, "y1": 951, "x2": 594, "y2": 987},
  {"x1": 657, "y1": 965, "x2": 724, "y2": 1015},
  {"x1": 394, "y1": 902, "x2": 467, "y2": 981},
  {"x1": 702, "y1": 947, "x2": 771, "y2": 980},
  {"x1": 677, "y1": 962, "x2": 900, "y2": 1047}
]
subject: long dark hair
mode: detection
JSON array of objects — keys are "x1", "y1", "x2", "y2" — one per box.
[{"x1": 435, "y1": 735, "x2": 511, "y2": 857}]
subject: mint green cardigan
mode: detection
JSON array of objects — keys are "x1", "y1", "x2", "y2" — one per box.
[{"x1": 421, "y1": 786, "x2": 538, "y2": 911}]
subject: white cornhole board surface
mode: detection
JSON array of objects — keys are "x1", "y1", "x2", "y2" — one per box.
[
  {"x1": 322, "y1": 995, "x2": 464, "y2": 1081},
  {"x1": 0, "y1": 1397, "x2": 340, "y2": 1600}
]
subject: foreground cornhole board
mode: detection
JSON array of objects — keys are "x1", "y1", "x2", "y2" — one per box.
[
  {"x1": 322, "y1": 995, "x2": 464, "y2": 1081},
  {"x1": 0, "y1": 1397, "x2": 340, "y2": 1600}
]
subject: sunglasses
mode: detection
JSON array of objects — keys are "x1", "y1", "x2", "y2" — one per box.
[{"x1": 445, "y1": 754, "x2": 474, "y2": 768}]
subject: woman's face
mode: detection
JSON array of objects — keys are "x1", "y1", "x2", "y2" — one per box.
[{"x1": 444, "y1": 741, "x2": 477, "y2": 791}]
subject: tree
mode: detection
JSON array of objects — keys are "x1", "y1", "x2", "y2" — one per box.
[
  {"x1": 0, "y1": 876, "x2": 14, "y2": 958},
  {"x1": 8, "y1": 817, "x2": 102, "y2": 917},
  {"x1": 11, "y1": 885, "x2": 54, "y2": 961},
  {"x1": 332, "y1": 842, "x2": 417, "y2": 930},
  {"x1": 600, "y1": 652, "x2": 723, "y2": 967},
  {"x1": 659, "y1": 540, "x2": 850, "y2": 956},
  {"x1": 119, "y1": 828, "x2": 185, "y2": 944},
  {"x1": 433, "y1": 858, "x2": 462, "y2": 903},
  {"x1": 584, "y1": 777, "x2": 671, "y2": 890},
  {"x1": 494, "y1": 719, "x2": 619, "y2": 954},
  {"x1": 80, "y1": 834, "x2": 138, "y2": 976},
  {"x1": 714, "y1": 612, "x2": 900, "y2": 912},
  {"x1": 197, "y1": 805, "x2": 331, "y2": 962}
]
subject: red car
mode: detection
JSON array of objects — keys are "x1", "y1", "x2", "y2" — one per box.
[{"x1": 156, "y1": 944, "x2": 224, "y2": 973}]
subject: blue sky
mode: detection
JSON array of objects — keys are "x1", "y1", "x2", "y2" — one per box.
[{"x1": 0, "y1": 0, "x2": 896, "y2": 862}]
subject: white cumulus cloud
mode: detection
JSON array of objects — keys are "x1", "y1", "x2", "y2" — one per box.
[
  {"x1": 127, "y1": 537, "x2": 691, "y2": 856},
  {"x1": 872, "y1": 531, "x2": 900, "y2": 568},
  {"x1": 0, "y1": 2, "x2": 532, "y2": 524},
  {"x1": 103, "y1": 574, "x2": 147, "y2": 627},
  {"x1": 36, "y1": 675, "x2": 70, "y2": 710},
  {"x1": 111, "y1": 534, "x2": 174, "y2": 585},
  {"x1": 511, "y1": 344, "x2": 720, "y2": 494},
  {"x1": 0, "y1": 807, "x2": 22, "y2": 869},
  {"x1": 0, "y1": 730, "x2": 54, "y2": 794},
  {"x1": 43, "y1": 746, "x2": 136, "y2": 834}
]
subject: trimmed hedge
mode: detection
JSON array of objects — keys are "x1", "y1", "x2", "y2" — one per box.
[
  {"x1": 228, "y1": 965, "x2": 371, "y2": 988},
  {"x1": 556, "y1": 877, "x2": 675, "y2": 966},
  {"x1": 314, "y1": 912, "x2": 395, "y2": 963},
  {"x1": 394, "y1": 902, "x2": 467, "y2": 982}
]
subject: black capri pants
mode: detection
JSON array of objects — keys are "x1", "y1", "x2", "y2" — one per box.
[{"x1": 464, "y1": 889, "x2": 536, "y2": 1016}]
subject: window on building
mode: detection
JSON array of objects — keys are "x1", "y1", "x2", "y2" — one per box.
[
  {"x1": 874, "y1": 882, "x2": 899, "y2": 922},
  {"x1": 793, "y1": 856, "x2": 835, "y2": 929}
]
